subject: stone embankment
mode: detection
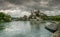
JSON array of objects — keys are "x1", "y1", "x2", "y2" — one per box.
[{"x1": 53, "y1": 22, "x2": 60, "y2": 37}]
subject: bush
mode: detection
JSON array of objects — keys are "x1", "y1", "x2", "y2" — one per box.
[{"x1": 0, "y1": 12, "x2": 11, "y2": 22}]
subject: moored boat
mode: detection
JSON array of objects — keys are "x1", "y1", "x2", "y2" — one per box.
[{"x1": 45, "y1": 22, "x2": 58, "y2": 33}]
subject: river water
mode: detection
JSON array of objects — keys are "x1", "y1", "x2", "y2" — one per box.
[{"x1": 0, "y1": 21, "x2": 53, "y2": 37}]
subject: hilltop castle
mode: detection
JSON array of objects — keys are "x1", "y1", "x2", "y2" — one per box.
[{"x1": 29, "y1": 10, "x2": 48, "y2": 21}]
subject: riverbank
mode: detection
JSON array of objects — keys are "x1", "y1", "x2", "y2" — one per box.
[{"x1": 52, "y1": 21, "x2": 60, "y2": 37}]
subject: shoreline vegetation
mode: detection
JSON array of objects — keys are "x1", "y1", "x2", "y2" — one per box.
[
  {"x1": 11, "y1": 10, "x2": 60, "y2": 21},
  {"x1": 0, "y1": 10, "x2": 60, "y2": 21},
  {"x1": 0, "y1": 12, "x2": 11, "y2": 22}
]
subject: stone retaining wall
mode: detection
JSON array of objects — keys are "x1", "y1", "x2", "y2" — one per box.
[{"x1": 53, "y1": 31, "x2": 59, "y2": 37}]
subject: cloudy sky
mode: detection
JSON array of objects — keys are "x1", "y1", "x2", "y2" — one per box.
[{"x1": 0, "y1": 0, "x2": 60, "y2": 17}]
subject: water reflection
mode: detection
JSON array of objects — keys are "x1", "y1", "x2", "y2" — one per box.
[
  {"x1": 30, "y1": 21, "x2": 40, "y2": 37},
  {"x1": 0, "y1": 21, "x2": 53, "y2": 37}
]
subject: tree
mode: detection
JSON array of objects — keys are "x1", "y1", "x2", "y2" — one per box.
[{"x1": 0, "y1": 12, "x2": 11, "y2": 22}]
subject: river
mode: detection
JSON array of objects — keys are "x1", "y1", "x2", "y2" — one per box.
[{"x1": 0, "y1": 21, "x2": 53, "y2": 37}]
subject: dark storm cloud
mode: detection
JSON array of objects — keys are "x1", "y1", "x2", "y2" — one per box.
[
  {"x1": 0, "y1": 0, "x2": 60, "y2": 10},
  {"x1": 49, "y1": 0, "x2": 60, "y2": 6},
  {"x1": 6, "y1": 0, "x2": 60, "y2": 10},
  {"x1": 4, "y1": 0, "x2": 41, "y2": 10},
  {"x1": 6, "y1": 0, "x2": 41, "y2": 4},
  {"x1": 52, "y1": 0, "x2": 60, "y2": 5},
  {"x1": 0, "y1": 0, "x2": 5, "y2": 3},
  {"x1": 47, "y1": 0, "x2": 60, "y2": 11}
]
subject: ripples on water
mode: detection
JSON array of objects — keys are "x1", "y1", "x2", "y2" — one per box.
[{"x1": 0, "y1": 21, "x2": 53, "y2": 37}]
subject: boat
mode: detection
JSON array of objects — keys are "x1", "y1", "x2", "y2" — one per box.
[{"x1": 45, "y1": 22, "x2": 58, "y2": 33}]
